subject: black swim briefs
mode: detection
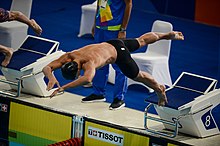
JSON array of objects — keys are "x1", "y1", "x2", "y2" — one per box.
[{"x1": 106, "y1": 39, "x2": 140, "y2": 79}]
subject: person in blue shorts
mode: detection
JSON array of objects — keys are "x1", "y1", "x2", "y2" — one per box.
[
  {"x1": 82, "y1": 0, "x2": 133, "y2": 110},
  {"x1": 43, "y1": 31, "x2": 184, "y2": 107},
  {"x1": 0, "y1": 8, "x2": 42, "y2": 67}
]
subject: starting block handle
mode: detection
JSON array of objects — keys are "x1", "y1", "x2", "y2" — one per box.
[
  {"x1": 0, "y1": 72, "x2": 39, "y2": 97},
  {"x1": 0, "y1": 78, "x2": 18, "y2": 86},
  {"x1": 144, "y1": 103, "x2": 178, "y2": 138},
  {"x1": 0, "y1": 78, "x2": 22, "y2": 97}
]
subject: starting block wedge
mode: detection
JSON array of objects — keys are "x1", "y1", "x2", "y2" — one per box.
[
  {"x1": 144, "y1": 72, "x2": 220, "y2": 138},
  {"x1": 0, "y1": 35, "x2": 65, "y2": 97}
]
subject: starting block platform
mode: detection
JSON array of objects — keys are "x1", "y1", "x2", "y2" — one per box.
[
  {"x1": 145, "y1": 72, "x2": 220, "y2": 138},
  {"x1": 0, "y1": 35, "x2": 65, "y2": 97}
]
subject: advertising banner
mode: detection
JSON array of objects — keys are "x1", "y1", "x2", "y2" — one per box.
[{"x1": 83, "y1": 118, "x2": 190, "y2": 146}]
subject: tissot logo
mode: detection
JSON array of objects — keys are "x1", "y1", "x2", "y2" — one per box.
[
  {"x1": 0, "y1": 103, "x2": 8, "y2": 112},
  {"x1": 88, "y1": 126, "x2": 124, "y2": 145}
]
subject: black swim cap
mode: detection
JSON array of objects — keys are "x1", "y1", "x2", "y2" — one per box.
[{"x1": 61, "y1": 61, "x2": 78, "y2": 80}]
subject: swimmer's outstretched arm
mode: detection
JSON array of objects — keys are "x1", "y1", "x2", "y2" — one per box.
[
  {"x1": 43, "y1": 53, "x2": 71, "y2": 91},
  {"x1": 43, "y1": 65, "x2": 60, "y2": 91},
  {"x1": 0, "y1": 45, "x2": 13, "y2": 67},
  {"x1": 49, "y1": 62, "x2": 96, "y2": 98}
]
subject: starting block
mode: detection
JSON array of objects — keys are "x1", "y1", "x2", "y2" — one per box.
[
  {"x1": 145, "y1": 72, "x2": 220, "y2": 138},
  {"x1": 0, "y1": 35, "x2": 65, "y2": 97}
]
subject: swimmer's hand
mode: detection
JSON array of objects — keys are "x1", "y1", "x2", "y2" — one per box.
[
  {"x1": 46, "y1": 78, "x2": 60, "y2": 91},
  {"x1": 50, "y1": 87, "x2": 64, "y2": 98}
]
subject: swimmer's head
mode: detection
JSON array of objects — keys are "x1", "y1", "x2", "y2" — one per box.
[{"x1": 61, "y1": 61, "x2": 78, "y2": 80}]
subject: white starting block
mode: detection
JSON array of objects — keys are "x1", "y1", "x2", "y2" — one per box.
[
  {"x1": 0, "y1": 35, "x2": 65, "y2": 97},
  {"x1": 144, "y1": 72, "x2": 220, "y2": 138}
]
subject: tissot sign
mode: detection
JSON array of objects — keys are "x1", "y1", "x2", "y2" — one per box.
[{"x1": 88, "y1": 126, "x2": 124, "y2": 145}]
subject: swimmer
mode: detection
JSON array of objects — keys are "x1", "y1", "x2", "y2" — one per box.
[
  {"x1": 0, "y1": 8, "x2": 43, "y2": 67},
  {"x1": 43, "y1": 31, "x2": 184, "y2": 106}
]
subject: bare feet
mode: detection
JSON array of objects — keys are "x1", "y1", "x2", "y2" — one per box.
[
  {"x1": 30, "y1": 19, "x2": 42, "y2": 36},
  {"x1": 170, "y1": 31, "x2": 184, "y2": 40},
  {"x1": 1, "y1": 47, "x2": 13, "y2": 67},
  {"x1": 156, "y1": 84, "x2": 168, "y2": 106}
]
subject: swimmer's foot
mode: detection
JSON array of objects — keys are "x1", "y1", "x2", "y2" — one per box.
[
  {"x1": 30, "y1": 19, "x2": 42, "y2": 36},
  {"x1": 169, "y1": 31, "x2": 184, "y2": 40},
  {"x1": 1, "y1": 47, "x2": 13, "y2": 67},
  {"x1": 155, "y1": 84, "x2": 168, "y2": 106}
]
